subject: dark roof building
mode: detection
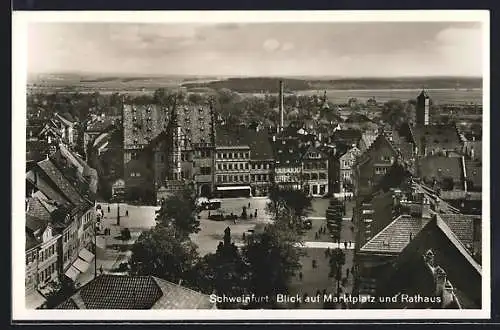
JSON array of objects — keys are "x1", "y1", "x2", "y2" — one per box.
[
  {"x1": 374, "y1": 214, "x2": 482, "y2": 309},
  {"x1": 409, "y1": 124, "x2": 461, "y2": 156},
  {"x1": 417, "y1": 156, "x2": 464, "y2": 189},
  {"x1": 56, "y1": 275, "x2": 216, "y2": 309}
]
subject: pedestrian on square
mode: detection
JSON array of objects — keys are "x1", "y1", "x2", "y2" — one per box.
[
  {"x1": 312, "y1": 259, "x2": 317, "y2": 268},
  {"x1": 255, "y1": 209, "x2": 258, "y2": 217},
  {"x1": 99, "y1": 265, "x2": 103, "y2": 275},
  {"x1": 248, "y1": 202, "x2": 251, "y2": 209},
  {"x1": 108, "y1": 206, "x2": 110, "y2": 213},
  {"x1": 344, "y1": 241, "x2": 347, "y2": 249},
  {"x1": 299, "y1": 272, "x2": 303, "y2": 281},
  {"x1": 126, "y1": 210, "x2": 129, "y2": 217},
  {"x1": 242, "y1": 232, "x2": 246, "y2": 240},
  {"x1": 349, "y1": 240, "x2": 352, "y2": 247}
]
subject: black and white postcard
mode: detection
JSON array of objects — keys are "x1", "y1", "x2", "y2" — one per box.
[{"x1": 12, "y1": 10, "x2": 490, "y2": 320}]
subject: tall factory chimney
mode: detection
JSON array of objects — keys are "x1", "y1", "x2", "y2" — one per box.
[{"x1": 279, "y1": 80, "x2": 284, "y2": 132}]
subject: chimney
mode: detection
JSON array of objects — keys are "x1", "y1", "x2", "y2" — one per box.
[
  {"x1": 421, "y1": 196, "x2": 431, "y2": 219},
  {"x1": 279, "y1": 80, "x2": 284, "y2": 132},
  {"x1": 435, "y1": 266, "x2": 447, "y2": 296}
]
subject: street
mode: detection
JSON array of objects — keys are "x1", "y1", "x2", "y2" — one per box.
[{"x1": 82, "y1": 196, "x2": 357, "y2": 309}]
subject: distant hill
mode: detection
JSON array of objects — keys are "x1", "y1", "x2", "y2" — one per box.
[{"x1": 181, "y1": 77, "x2": 482, "y2": 93}]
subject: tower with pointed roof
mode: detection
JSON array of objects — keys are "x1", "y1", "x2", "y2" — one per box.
[
  {"x1": 321, "y1": 90, "x2": 330, "y2": 110},
  {"x1": 416, "y1": 89, "x2": 431, "y2": 126}
]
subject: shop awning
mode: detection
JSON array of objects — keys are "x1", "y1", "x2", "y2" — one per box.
[
  {"x1": 78, "y1": 248, "x2": 95, "y2": 263},
  {"x1": 25, "y1": 290, "x2": 47, "y2": 309},
  {"x1": 73, "y1": 258, "x2": 90, "y2": 273},
  {"x1": 216, "y1": 186, "x2": 251, "y2": 191},
  {"x1": 64, "y1": 265, "x2": 81, "y2": 281}
]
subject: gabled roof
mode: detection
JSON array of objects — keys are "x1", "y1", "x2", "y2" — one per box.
[
  {"x1": 411, "y1": 124, "x2": 460, "y2": 151},
  {"x1": 56, "y1": 275, "x2": 215, "y2": 309},
  {"x1": 25, "y1": 214, "x2": 47, "y2": 234},
  {"x1": 439, "y1": 214, "x2": 481, "y2": 257},
  {"x1": 360, "y1": 215, "x2": 432, "y2": 254},
  {"x1": 331, "y1": 129, "x2": 362, "y2": 144},
  {"x1": 26, "y1": 196, "x2": 53, "y2": 224},
  {"x1": 418, "y1": 156, "x2": 463, "y2": 182},
  {"x1": 215, "y1": 126, "x2": 250, "y2": 148},
  {"x1": 248, "y1": 131, "x2": 274, "y2": 160},
  {"x1": 37, "y1": 159, "x2": 87, "y2": 206},
  {"x1": 26, "y1": 170, "x2": 69, "y2": 207},
  {"x1": 271, "y1": 139, "x2": 306, "y2": 165}
]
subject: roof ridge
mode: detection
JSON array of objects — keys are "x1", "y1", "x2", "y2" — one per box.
[
  {"x1": 435, "y1": 214, "x2": 482, "y2": 275},
  {"x1": 360, "y1": 214, "x2": 405, "y2": 251}
]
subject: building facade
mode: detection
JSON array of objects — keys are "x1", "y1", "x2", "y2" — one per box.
[
  {"x1": 301, "y1": 145, "x2": 329, "y2": 197},
  {"x1": 339, "y1": 146, "x2": 361, "y2": 193}
]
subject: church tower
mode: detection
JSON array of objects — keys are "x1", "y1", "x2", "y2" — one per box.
[{"x1": 416, "y1": 89, "x2": 431, "y2": 126}]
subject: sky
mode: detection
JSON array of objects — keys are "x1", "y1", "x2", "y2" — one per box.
[{"x1": 27, "y1": 21, "x2": 484, "y2": 77}]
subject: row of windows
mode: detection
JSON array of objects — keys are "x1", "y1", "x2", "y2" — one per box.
[
  {"x1": 26, "y1": 250, "x2": 38, "y2": 265},
  {"x1": 38, "y1": 244, "x2": 56, "y2": 263},
  {"x1": 303, "y1": 162, "x2": 327, "y2": 170},
  {"x1": 342, "y1": 160, "x2": 353, "y2": 168},
  {"x1": 303, "y1": 172, "x2": 327, "y2": 180},
  {"x1": 217, "y1": 162, "x2": 249, "y2": 171},
  {"x1": 63, "y1": 228, "x2": 77, "y2": 243},
  {"x1": 38, "y1": 262, "x2": 57, "y2": 283},
  {"x1": 304, "y1": 184, "x2": 327, "y2": 195},
  {"x1": 216, "y1": 174, "x2": 250, "y2": 183},
  {"x1": 199, "y1": 167, "x2": 211, "y2": 175},
  {"x1": 251, "y1": 174, "x2": 270, "y2": 182},
  {"x1": 375, "y1": 167, "x2": 388, "y2": 175},
  {"x1": 130, "y1": 172, "x2": 142, "y2": 177},
  {"x1": 217, "y1": 151, "x2": 250, "y2": 160},
  {"x1": 251, "y1": 163, "x2": 271, "y2": 170}
]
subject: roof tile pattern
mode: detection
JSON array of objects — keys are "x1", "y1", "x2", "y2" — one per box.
[
  {"x1": 360, "y1": 215, "x2": 431, "y2": 253},
  {"x1": 56, "y1": 275, "x2": 215, "y2": 309}
]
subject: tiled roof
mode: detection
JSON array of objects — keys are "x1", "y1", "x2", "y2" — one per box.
[
  {"x1": 360, "y1": 215, "x2": 431, "y2": 254},
  {"x1": 439, "y1": 214, "x2": 480, "y2": 255},
  {"x1": 26, "y1": 196, "x2": 52, "y2": 224},
  {"x1": 215, "y1": 126, "x2": 250, "y2": 147},
  {"x1": 271, "y1": 139, "x2": 306, "y2": 165},
  {"x1": 86, "y1": 118, "x2": 115, "y2": 133},
  {"x1": 37, "y1": 159, "x2": 86, "y2": 206},
  {"x1": 123, "y1": 103, "x2": 213, "y2": 150},
  {"x1": 435, "y1": 215, "x2": 482, "y2": 275},
  {"x1": 418, "y1": 156, "x2": 463, "y2": 183},
  {"x1": 123, "y1": 104, "x2": 169, "y2": 149},
  {"x1": 152, "y1": 277, "x2": 215, "y2": 309},
  {"x1": 25, "y1": 214, "x2": 46, "y2": 234},
  {"x1": 77, "y1": 275, "x2": 162, "y2": 309},
  {"x1": 331, "y1": 129, "x2": 362, "y2": 145},
  {"x1": 248, "y1": 131, "x2": 274, "y2": 160},
  {"x1": 411, "y1": 124, "x2": 460, "y2": 151},
  {"x1": 56, "y1": 298, "x2": 78, "y2": 309},
  {"x1": 26, "y1": 170, "x2": 69, "y2": 207},
  {"x1": 56, "y1": 275, "x2": 215, "y2": 309}
]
